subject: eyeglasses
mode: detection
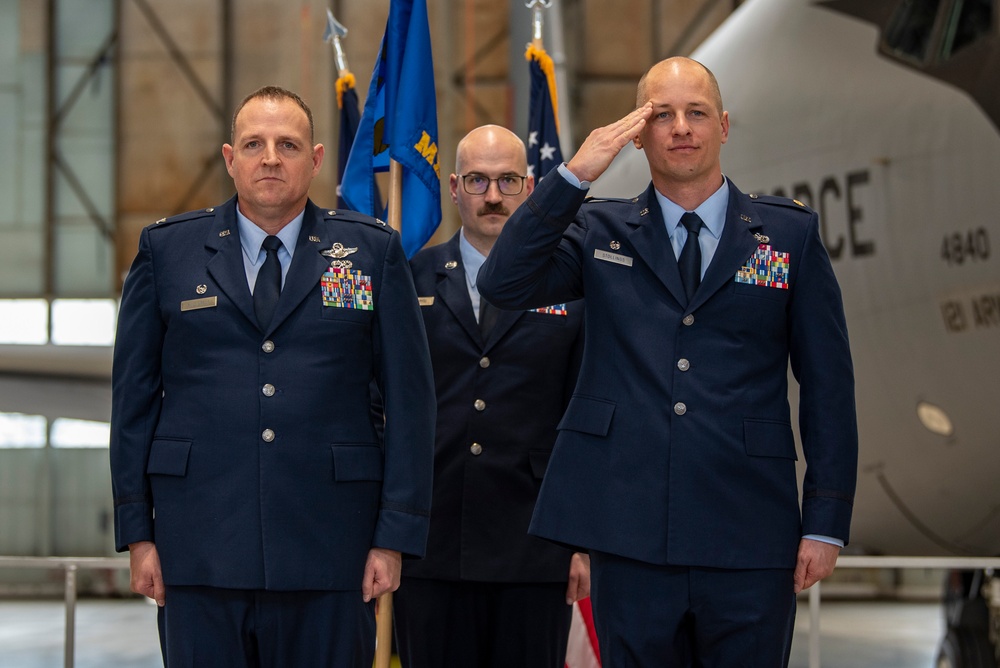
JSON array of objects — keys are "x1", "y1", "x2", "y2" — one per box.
[{"x1": 458, "y1": 173, "x2": 527, "y2": 196}]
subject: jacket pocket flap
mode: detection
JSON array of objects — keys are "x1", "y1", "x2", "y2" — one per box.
[
  {"x1": 331, "y1": 444, "x2": 384, "y2": 482},
  {"x1": 146, "y1": 439, "x2": 192, "y2": 476},
  {"x1": 743, "y1": 419, "x2": 797, "y2": 460},
  {"x1": 557, "y1": 396, "x2": 616, "y2": 436}
]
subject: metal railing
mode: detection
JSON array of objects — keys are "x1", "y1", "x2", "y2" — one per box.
[
  {"x1": 806, "y1": 556, "x2": 1000, "y2": 668},
  {"x1": 5, "y1": 554, "x2": 1000, "y2": 668},
  {"x1": 0, "y1": 556, "x2": 129, "y2": 668}
]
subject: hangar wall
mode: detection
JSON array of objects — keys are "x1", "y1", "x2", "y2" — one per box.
[{"x1": 0, "y1": 0, "x2": 738, "y2": 572}]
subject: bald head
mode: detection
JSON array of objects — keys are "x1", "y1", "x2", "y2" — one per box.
[
  {"x1": 637, "y1": 57, "x2": 723, "y2": 114},
  {"x1": 455, "y1": 125, "x2": 529, "y2": 175}
]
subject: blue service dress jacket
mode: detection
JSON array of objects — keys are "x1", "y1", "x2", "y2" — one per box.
[
  {"x1": 110, "y1": 197, "x2": 435, "y2": 590},
  {"x1": 405, "y1": 232, "x2": 584, "y2": 582},
  {"x1": 478, "y1": 173, "x2": 858, "y2": 570}
]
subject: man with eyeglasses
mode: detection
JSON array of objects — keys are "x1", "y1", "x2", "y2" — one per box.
[{"x1": 394, "y1": 125, "x2": 589, "y2": 668}]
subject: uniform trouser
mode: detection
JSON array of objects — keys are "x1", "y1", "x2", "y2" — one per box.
[
  {"x1": 156, "y1": 585, "x2": 376, "y2": 668},
  {"x1": 589, "y1": 551, "x2": 796, "y2": 668},
  {"x1": 393, "y1": 577, "x2": 573, "y2": 668}
]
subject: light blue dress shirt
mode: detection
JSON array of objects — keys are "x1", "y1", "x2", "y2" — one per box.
[
  {"x1": 656, "y1": 179, "x2": 728, "y2": 276},
  {"x1": 236, "y1": 205, "x2": 305, "y2": 293},
  {"x1": 459, "y1": 229, "x2": 488, "y2": 323}
]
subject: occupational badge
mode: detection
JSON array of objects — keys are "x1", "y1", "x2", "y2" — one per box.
[{"x1": 322, "y1": 242, "x2": 359, "y2": 270}]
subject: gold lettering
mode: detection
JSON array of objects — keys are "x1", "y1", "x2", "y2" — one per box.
[{"x1": 413, "y1": 131, "x2": 441, "y2": 177}]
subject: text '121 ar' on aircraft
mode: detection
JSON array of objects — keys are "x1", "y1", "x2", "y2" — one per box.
[{"x1": 594, "y1": 0, "x2": 1000, "y2": 664}]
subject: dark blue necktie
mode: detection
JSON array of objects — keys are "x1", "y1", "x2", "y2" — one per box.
[
  {"x1": 254, "y1": 235, "x2": 283, "y2": 328},
  {"x1": 678, "y1": 212, "x2": 704, "y2": 302}
]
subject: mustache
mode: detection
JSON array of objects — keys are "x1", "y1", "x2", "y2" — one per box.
[{"x1": 477, "y1": 203, "x2": 509, "y2": 217}]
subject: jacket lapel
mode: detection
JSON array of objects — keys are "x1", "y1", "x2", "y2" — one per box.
[
  {"x1": 688, "y1": 182, "x2": 762, "y2": 312},
  {"x1": 483, "y1": 306, "x2": 523, "y2": 351},
  {"x1": 436, "y1": 234, "x2": 483, "y2": 345},
  {"x1": 204, "y1": 197, "x2": 258, "y2": 329},
  {"x1": 627, "y1": 185, "x2": 688, "y2": 307},
  {"x1": 267, "y1": 200, "x2": 330, "y2": 334}
]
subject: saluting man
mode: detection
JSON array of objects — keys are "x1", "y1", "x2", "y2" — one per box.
[
  {"x1": 479, "y1": 58, "x2": 858, "y2": 667},
  {"x1": 110, "y1": 85, "x2": 434, "y2": 667},
  {"x1": 394, "y1": 125, "x2": 589, "y2": 668}
]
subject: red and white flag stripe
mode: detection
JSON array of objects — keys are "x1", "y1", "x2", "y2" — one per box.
[{"x1": 565, "y1": 597, "x2": 601, "y2": 668}]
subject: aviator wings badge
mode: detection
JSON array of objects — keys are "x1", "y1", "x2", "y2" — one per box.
[{"x1": 322, "y1": 242, "x2": 359, "y2": 269}]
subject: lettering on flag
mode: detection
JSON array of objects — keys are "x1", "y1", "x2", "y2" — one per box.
[{"x1": 341, "y1": 0, "x2": 441, "y2": 257}]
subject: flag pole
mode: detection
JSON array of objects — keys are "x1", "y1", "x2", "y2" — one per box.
[
  {"x1": 375, "y1": 589, "x2": 394, "y2": 668},
  {"x1": 327, "y1": 11, "x2": 396, "y2": 666},
  {"x1": 387, "y1": 160, "x2": 403, "y2": 232},
  {"x1": 372, "y1": 161, "x2": 402, "y2": 668},
  {"x1": 530, "y1": 0, "x2": 546, "y2": 48}
]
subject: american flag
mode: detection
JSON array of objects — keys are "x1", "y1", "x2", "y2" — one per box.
[
  {"x1": 525, "y1": 42, "x2": 564, "y2": 181},
  {"x1": 566, "y1": 598, "x2": 601, "y2": 668}
]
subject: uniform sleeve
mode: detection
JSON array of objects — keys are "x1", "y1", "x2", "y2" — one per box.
[
  {"x1": 109, "y1": 227, "x2": 165, "y2": 552},
  {"x1": 788, "y1": 212, "x2": 859, "y2": 543},
  {"x1": 478, "y1": 171, "x2": 588, "y2": 310},
  {"x1": 370, "y1": 230, "x2": 435, "y2": 557}
]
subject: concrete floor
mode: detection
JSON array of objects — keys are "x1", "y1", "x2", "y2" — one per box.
[{"x1": 0, "y1": 598, "x2": 944, "y2": 667}]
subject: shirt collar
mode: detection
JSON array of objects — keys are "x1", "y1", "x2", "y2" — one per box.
[
  {"x1": 657, "y1": 176, "x2": 730, "y2": 241},
  {"x1": 459, "y1": 228, "x2": 487, "y2": 290},
  {"x1": 236, "y1": 204, "x2": 305, "y2": 266}
]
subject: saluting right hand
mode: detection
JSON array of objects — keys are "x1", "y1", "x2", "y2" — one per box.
[{"x1": 565, "y1": 102, "x2": 653, "y2": 184}]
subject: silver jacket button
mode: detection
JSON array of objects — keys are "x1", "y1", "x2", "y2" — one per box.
[{"x1": 673, "y1": 402, "x2": 687, "y2": 416}]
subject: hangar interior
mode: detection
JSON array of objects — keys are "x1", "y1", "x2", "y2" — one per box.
[{"x1": 0, "y1": 0, "x2": 735, "y2": 586}]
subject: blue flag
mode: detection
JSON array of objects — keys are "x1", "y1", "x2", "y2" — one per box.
[
  {"x1": 341, "y1": 0, "x2": 441, "y2": 257},
  {"x1": 335, "y1": 73, "x2": 380, "y2": 211},
  {"x1": 525, "y1": 43, "x2": 563, "y2": 181}
]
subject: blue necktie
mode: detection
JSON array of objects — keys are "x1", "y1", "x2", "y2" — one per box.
[
  {"x1": 678, "y1": 212, "x2": 703, "y2": 302},
  {"x1": 254, "y1": 235, "x2": 283, "y2": 328}
]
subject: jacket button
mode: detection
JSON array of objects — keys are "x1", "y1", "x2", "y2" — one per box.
[
  {"x1": 474, "y1": 399, "x2": 486, "y2": 411},
  {"x1": 673, "y1": 402, "x2": 687, "y2": 415},
  {"x1": 262, "y1": 383, "x2": 275, "y2": 397},
  {"x1": 470, "y1": 443, "x2": 483, "y2": 456},
  {"x1": 682, "y1": 314, "x2": 695, "y2": 326},
  {"x1": 479, "y1": 356, "x2": 490, "y2": 368},
  {"x1": 262, "y1": 429, "x2": 275, "y2": 442},
  {"x1": 262, "y1": 340, "x2": 275, "y2": 353},
  {"x1": 677, "y1": 358, "x2": 690, "y2": 371}
]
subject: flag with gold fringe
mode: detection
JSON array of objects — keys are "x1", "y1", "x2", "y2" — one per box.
[{"x1": 525, "y1": 42, "x2": 563, "y2": 181}]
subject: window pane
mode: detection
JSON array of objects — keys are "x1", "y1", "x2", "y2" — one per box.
[
  {"x1": 51, "y1": 417, "x2": 110, "y2": 448},
  {"x1": 0, "y1": 300, "x2": 48, "y2": 344},
  {"x1": 51, "y1": 298, "x2": 117, "y2": 345},
  {"x1": 0, "y1": 412, "x2": 46, "y2": 448},
  {"x1": 885, "y1": 0, "x2": 943, "y2": 61},
  {"x1": 942, "y1": 0, "x2": 994, "y2": 56}
]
